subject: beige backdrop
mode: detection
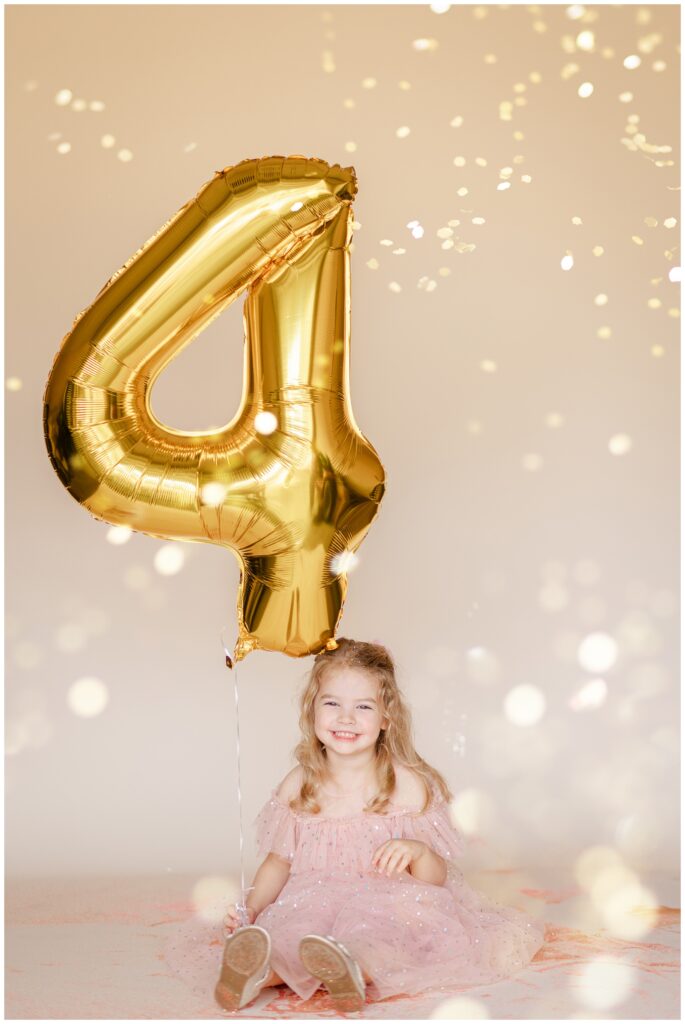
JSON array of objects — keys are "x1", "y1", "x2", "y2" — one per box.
[{"x1": 5, "y1": 3, "x2": 680, "y2": 883}]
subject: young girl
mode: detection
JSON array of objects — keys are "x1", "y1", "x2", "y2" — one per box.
[{"x1": 215, "y1": 638, "x2": 545, "y2": 1012}]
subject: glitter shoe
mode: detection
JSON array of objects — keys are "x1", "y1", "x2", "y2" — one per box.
[
  {"x1": 299, "y1": 933, "x2": 366, "y2": 1012},
  {"x1": 215, "y1": 925, "x2": 271, "y2": 1011}
]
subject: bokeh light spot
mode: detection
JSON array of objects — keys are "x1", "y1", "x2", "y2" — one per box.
[
  {"x1": 154, "y1": 544, "x2": 185, "y2": 576},
  {"x1": 67, "y1": 677, "x2": 109, "y2": 718}
]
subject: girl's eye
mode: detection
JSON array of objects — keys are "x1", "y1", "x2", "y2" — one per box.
[{"x1": 323, "y1": 701, "x2": 372, "y2": 709}]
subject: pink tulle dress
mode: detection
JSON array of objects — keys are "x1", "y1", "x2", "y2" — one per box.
[{"x1": 250, "y1": 786, "x2": 545, "y2": 1002}]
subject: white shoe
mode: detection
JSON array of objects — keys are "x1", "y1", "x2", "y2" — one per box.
[
  {"x1": 215, "y1": 925, "x2": 271, "y2": 1011},
  {"x1": 299, "y1": 933, "x2": 366, "y2": 1012}
]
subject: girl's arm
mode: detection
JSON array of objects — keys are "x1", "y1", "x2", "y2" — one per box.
[
  {"x1": 246, "y1": 852, "x2": 292, "y2": 917},
  {"x1": 409, "y1": 845, "x2": 447, "y2": 886}
]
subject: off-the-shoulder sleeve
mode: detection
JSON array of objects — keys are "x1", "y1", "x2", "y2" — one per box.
[
  {"x1": 400, "y1": 797, "x2": 465, "y2": 861},
  {"x1": 253, "y1": 792, "x2": 298, "y2": 863}
]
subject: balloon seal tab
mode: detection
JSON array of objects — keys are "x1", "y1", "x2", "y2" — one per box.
[{"x1": 325, "y1": 637, "x2": 339, "y2": 652}]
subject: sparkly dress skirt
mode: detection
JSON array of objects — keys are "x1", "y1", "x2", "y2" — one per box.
[{"x1": 251, "y1": 791, "x2": 545, "y2": 1002}]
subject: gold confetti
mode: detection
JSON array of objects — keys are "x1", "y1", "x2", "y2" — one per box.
[
  {"x1": 437, "y1": 228, "x2": 454, "y2": 239},
  {"x1": 117, "y1": 149, "x2": 133, "y2": 162},
  {"x1": 388, "y1": 282, "x2": 401, "y2": 293},
  {"x1": 380, "y1": 239, "x2": 394, "y2": 247},
  {"x1": 453, "y1": 155, "x2": 466, "y2": 167},
  {"x1": 366, "y1": 258, "x2": 379, "y2": 270},
  {"x1": 71, "y1": 98, "x2": 87, "y2": 112},
  {"x1": 322, "y1": 51, "x2": 335, "y2": 73},
  {"x1": 480, "y1": 359, "x2": 497, "y2": 373},
  {"x1": 651, "y1": 345, "x2": 665, "y2": 356},
  {"x1": 561, "y1": 254, "x2": 574, "y2": 270},
  {"x1": 450, "y1": 115, "x2": 463, "y2": 127},
  {"x1": 623, "y1": 54, "x2": 641, "y2": 69},
  {"x1": 546, "y1": 413, "x2": 564, "y2": 428},
  {"x1": 438, "y1": 267, "x2": 451, "y2": 277},
  {"x1": 56, "y1": 142, "x2": 71, "y2": 155},
  {"x1": 344, "y1": 141, "x2": 357, "y2": 153},
  {"x1": 521, "y1": 174, "x2": 532, "y2": 183},
  {"x1": 101, "y1": 134, "x2": 115, "y2": 148},
  {"x1": 578, "y1": 82, "x2": 594, "y2": 98},
  {"x1": 398, "y1": 80, "x2": 411, "y2": 90},
  {"x1": 593, "y1": 245, "x2": 604, "y2": 256},
  {"x1": 343, "y1": 98, "x2": 355, "y2": 109},
  {"x1": 54, "y1": 88, "x2": 72, "y2": 106},
  {"x1": 362, "y1": 77, "x2": 377, "y2": 89},
  {"x1": 572, "y1": 216, "x2": 583, "y2": 225},
  {"x1": 472, "y1": 216, "x2": 485, "y2": 225},
  {"x1": 664, "y1": 217, "x2": 677, "y2": 228},
  {"x1": 89, "y1": 100, "x2": 105, "y2": 112},
  {"x1": 667, "y1": 308, "x2": 680, "y2": 318},
  {"x1": 597, "y1": 326, "x2": 612, "y2": 339},
  {"x1": 6, "y1": 377, "x2": 22, "y2": 391},
  {"x1": 441, "y1": 240, "x2": 455, "y2": 250},
  {"x1": 396, "y1": 126, "x2": 411, "y2": 138},
  {"x1": 392, "y1": 248, "x2": 406, "y2": 255},
  {"x1": 577, "y1": 30, "x2": 595, "y2": 51},
  {"x1": 647, "y1": 297, "x2": 661, "y2": 309},
  {"x1": 594, "y1": 294, "x2": 608, "y2": 306},
  {"x1": 632, "y1": 236, "x2": 645, "y2": 245},
  {"x1": 619, "y1": 92, "x2": 633, "y2": 103}
]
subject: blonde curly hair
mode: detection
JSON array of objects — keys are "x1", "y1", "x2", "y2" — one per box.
[{"x1": 290, "y1": 637, "x2": 452, "y2": 816}]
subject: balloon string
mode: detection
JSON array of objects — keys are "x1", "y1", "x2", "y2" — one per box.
[{"x1": 221, "y1": 628, "x2": 254, "y2": 935}]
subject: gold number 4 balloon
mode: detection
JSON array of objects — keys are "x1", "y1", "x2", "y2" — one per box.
[{"x1": 43, "y1": 155, "x2": 386, "y2": 661}]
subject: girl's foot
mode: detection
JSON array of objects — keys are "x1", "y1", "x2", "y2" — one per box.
[
  {"x1": 298, "y1": 934, "x2": 366, "y2": 1012},
  {"x1": 215, "y1": 925, "x2": 272, "y2": 1011}
]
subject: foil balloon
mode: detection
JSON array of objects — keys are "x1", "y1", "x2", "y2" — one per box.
[{"x1": 43, "y1": 155, "x2": 386, "y2": 661}]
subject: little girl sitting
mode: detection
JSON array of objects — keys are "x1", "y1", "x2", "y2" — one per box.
[{"x1": 216, "y1": 637, "x2": 545, "y2": 1012}]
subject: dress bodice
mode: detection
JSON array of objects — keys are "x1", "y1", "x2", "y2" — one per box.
[{"x1": 253, "y1": 787, "x2": 465, "y2": 875}]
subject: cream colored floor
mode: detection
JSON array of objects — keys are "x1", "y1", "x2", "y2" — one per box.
[{"x1": 5, "y1": 870, "x2": 680, "y2": 1020}]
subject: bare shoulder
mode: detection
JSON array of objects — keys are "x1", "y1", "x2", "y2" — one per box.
[
  {"x1": 276, "y1": 764, "x2": 304, "y2": 802},
  {"x1": 392, "y1": 763, "x2": 430, "y2": 810}
]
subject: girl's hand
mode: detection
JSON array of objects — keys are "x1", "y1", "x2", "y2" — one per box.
[
  {"x1": 371, "y1": 839, "x2": 426, "y2": 877},
  {"x1": 222, "y1": 903, "x2": 257, "y2": 935}
]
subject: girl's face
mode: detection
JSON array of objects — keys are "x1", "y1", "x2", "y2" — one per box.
[{"x1": 314, "y1": 666, "x2": 388, "y2": 758}]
